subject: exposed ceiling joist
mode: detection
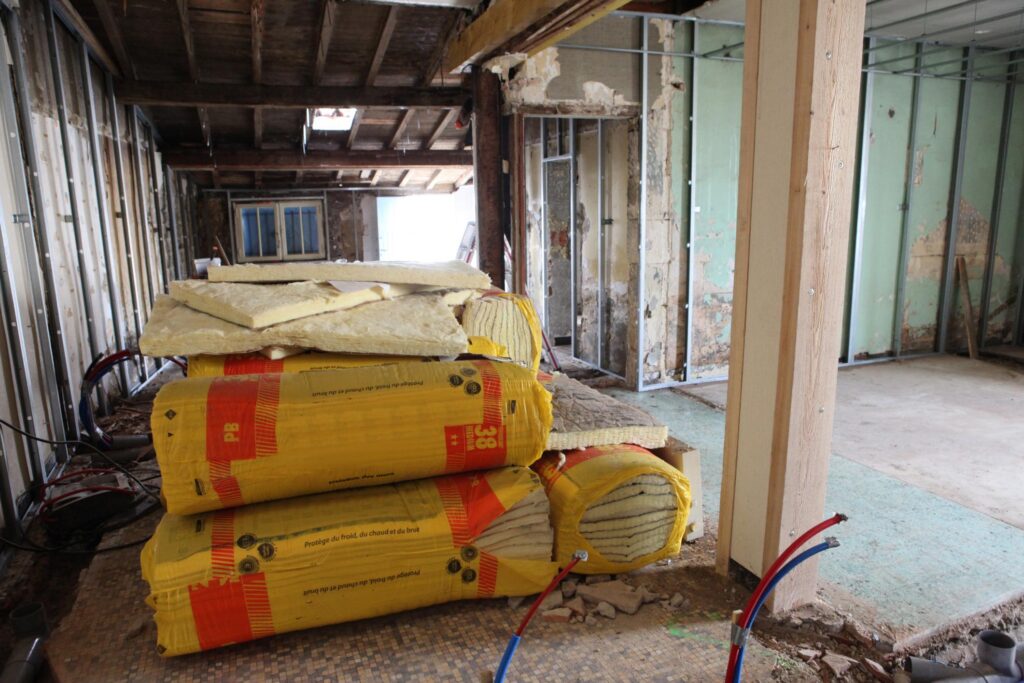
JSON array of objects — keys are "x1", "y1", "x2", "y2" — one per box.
[
  {"x1": 346, "y1": 109, "x2": 363, "y2": 149},
  {"x1": 116, "y1": 82, "x2": 467, "y2": 108},
  {"x1": 313, "y1": 0, "x2": 338, "y2": 85},
  {"x1": 398, "y1": 170, "x2": 413, "y2": 187},
  {"x1": 164, "y1": 148, "x2": 474, "y2": 171},
  {"x1": 366, "y1": 7, "x2": 399, "y2": 86},
  {"x1": 425, "y1": 109, "x2": 457, "y2": 149},
  {"x1": 390, "y1": 109, "x2": 415, "y2": 148},
  {"x1": 251, "y1": 0, "x2": 264, "y2": 148},
  {"x1": 425, "y1": 169, "x2": 443, "y2": 190},
  {"x1": 360, "y1": 0, "x2": 479, "y2": 8},
  {"x1": 90, "y1": 0, "x2": 136, "y2": 79},
  {"x1": 175, "y1": 0, "x2": 211, "y2": 148},
  {"x1": 454, "y1": 168, "x2": 473, "y2": 188},
  {"x1": 443, "y1": 0, "x2": 630, "y2": 73}
]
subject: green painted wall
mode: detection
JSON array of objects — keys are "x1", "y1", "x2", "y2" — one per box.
[
  {"x1": 689, "y1": 24, "x2": 743, "y2": 378},
  {"x1": 985, "y1": 84, "x2": 1024, "y2": 344},
  {"x1": 900, "y1": 50, "x2": 963, "y2": 352},
  {"x1": 849, "y1": 42, "x2": 916, "y2": 357}
]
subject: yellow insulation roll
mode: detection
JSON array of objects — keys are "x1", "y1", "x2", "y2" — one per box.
[
  {"x1": 533, "y1": 444, "x2": 691, "y2": 574},
  {"x1": 152, "y1": 359, "x2": 552, "y2": 514},
  {"x1": 141, "y1": 466, "x2": 557, "y2": 656},
  {"x1": 462, "y1": 294, "x2": 543, "y2": 372},
  {"x1": 187, "y1": 352, "x2": 433, "y2": 378}
]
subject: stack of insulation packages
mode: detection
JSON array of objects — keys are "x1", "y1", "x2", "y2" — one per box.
[{"x1": 137, "y1": 260, "x2": 690, "y2": 656}]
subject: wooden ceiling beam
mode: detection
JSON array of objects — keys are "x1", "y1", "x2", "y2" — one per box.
[
  {"x1": 346, "y1": 109, "x2": 363, "y2": 150},
  {"x1": 312, "y1": 0, "x2": 338, "y2": 85},
  {"x1": 389, "y1": 109, "x2": 415, "y2": 149},
  {"x1": 90, "y1": 0, "x2": 136, "y2": 79},
  {"x1": 365, "y1": 7, "x2": 399, "y2": 86},
  {"x1": 425, "y1": 169, "x2": 443, "y2": 190},
  {"x1": 397, "y1": 170, "x2": 412, "y2": 187},
  {"x1": 251, "y1": 0, "x2": 264, "y2": 149},
  {"x1": 370, "y1": 169, "x2": 381, "y2": 186},
  {"x1": 117, "y1": 82, "x2": 467, "y2": 108},
  {"x1": 453, "y1": 168, "x2": 473, "y2": 188},
  {"x1": 425, "y1": 108, "x2": 457, "y2": 149},
  {"x1": 443, "y1": 0, "x2": 630, "y2": 73},
  {"x1": 174, "y1": 0, "x2": 212, "y2": 148},
  {"x1": 164, "y1": 148, "x2": 473, "y2": 171}
]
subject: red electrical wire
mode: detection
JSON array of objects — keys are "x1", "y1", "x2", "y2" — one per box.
[
  {"x1": 514, "y1": 555, "x2": 583, "y2": 637},
  {"x1": 41, "y1": 468, "x2": 120, "y2": 487},
  {"x1": 724, "y1": 513, "x2": 847, "y2": 682}
]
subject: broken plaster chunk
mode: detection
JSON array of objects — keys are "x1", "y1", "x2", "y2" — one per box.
[
  {"x1": 669, "y1": 593, "x2": 685, "y2": 609},
  {"x1": 561, "y1": 580, "x2": 577, "y2": 599},
  {"x1": 594, "y1": 602, "x2": 617, "y2": 619},
  {"x1": 585, "y1": 574, "x2": 612, "y2": 585},
  {"x1": 541, "y1": 607, "x2": 573, "y2": 623},
  {"x1": 822, "y1": 653, "x2": 857, "y2": 678},
  {"x1": 538, "y1": 592, "x2": 562, "y2": 613},
  {"x1": 797, "y1": 649, "x2": 822, "y2": 662},
  {"x1": 563, "y1": 596, "x2": 586, "y2": 617},
  {"x1": 507, "y1": 596, "x2": 526, "y2": 609},
  {"x1": 860, "y1": 658, "x2": 892, "y2": 683},
  {"x1": 577, "y1": 581, "x2": 643, "y2": 615},
  {"x1": 637, "y1": 586, "x2": 660, "y2": 604}
]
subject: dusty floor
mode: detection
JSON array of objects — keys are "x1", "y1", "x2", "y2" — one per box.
[
  {"x1": 45, "y1": 514, "x2": 899, "y2": 683},
  {"x1": 679, "y1": 356, "x2": 1024, "y2": 530}
]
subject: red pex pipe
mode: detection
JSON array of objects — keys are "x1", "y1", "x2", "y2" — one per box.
[{"x1": 724, "y1": 513, "x2": 847, "y2": 682}]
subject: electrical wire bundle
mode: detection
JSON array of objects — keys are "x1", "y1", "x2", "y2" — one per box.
[{"x1": 725, "y1": 513, "x2": 847, "y2": 683}]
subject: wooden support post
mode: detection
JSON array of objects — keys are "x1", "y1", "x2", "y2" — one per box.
[
  {"x1": 472, "y1": 67, "x2": 504, "y2": 288},
  {"x1": 716, "y1": 0, "x2": 865, "y2": 611},
  {"x1": 956, "y1": 256, "x2": 979, "y2": 359}
]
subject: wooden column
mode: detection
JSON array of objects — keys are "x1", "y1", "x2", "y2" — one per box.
[
  {"x1": 472, "y1": 67, "x2": 505, "y2": 288},
  {"x1": 716, "y1": 0, "x2": 865, "y2": 610}
]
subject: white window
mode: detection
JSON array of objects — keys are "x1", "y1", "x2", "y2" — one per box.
[{"x1": 234, "y1": 200, "x2": 326, "y2": 262}]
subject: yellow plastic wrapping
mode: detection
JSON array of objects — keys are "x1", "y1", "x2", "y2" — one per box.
[
  {"x1": 141, "y1": 466, "x2": 557, "y2": 656},
  {"x1": 187, "y1": 352, "x2": 432, "y2": 378},
  {"x1": 152, "y1": 359, "x2": 552, "y2": 514},
  {"x1": 466, "y1": 336, "x2": 510, "y2": 358},
  {"x1": 462, "y1": 294, "x2": 543, "y2": 372},
  {"x1": 533, "y1": 444, "x2": 691, "y2": 574}
]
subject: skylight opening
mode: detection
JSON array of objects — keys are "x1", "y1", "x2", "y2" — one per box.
[{"x1": 311, "y1": 108, "x2": 358, "y2": 131}]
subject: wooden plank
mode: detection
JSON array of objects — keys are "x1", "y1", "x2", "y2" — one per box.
[
  {"x1": 163, "y1": 148, "x2": 473, "y2": 170},
  {"x1": 365, "y1": 6, "x2": 399, "y2": 86},
  {"x1": 426, "y1": 108, "x2": 457, "y2": 149},
  {"x1": 389, "y1": 109, "x2": 415, "y2": 149},
  {"x1": 397, "y1": 170, "x2": 412, "y2": 187},
  {"x1": 51, "y1": 0, "x2": 121, "y2": 77},
  {"x1": 956, "y1": 255, "x2": 979, "y2": 359},
  {"x1": 454, "y1": 168, "x2": 472, "y2": 189},
  {"x1": 116, "y1": 82, "x2": 467, "y2": 109},
  {"x1": 715, "y1": 0, "x2": 761, "y2": 578},
  {"x1": 424, "y1": 169, "x2": 443, "y2": 190},
  {"x1": 90, "y1": 0, "x2": 135, "y2": 79},
  {"x1": 444, "y1": 0, "x2": 562, "y2": 73},
  {"x1": 346, "y1": 109, "x2": 363, "y2": 150},
  {"x1": 251, "y1": 0, "x2": 264, "y2": 83},
  {"x1": 718, "y1": 0, "x2": 866, "y2": 611},
  {"x1": 175, "y1": 0, "x2": 212, "y2": 147},
  {"x1": 312, "y1": 0, "x2": 337, "y2": 85},
  {"x1": 515, "y1": 0, "x2": 631, "y2": 56},
  {"x1": 472, "y1": 68, "x2": 504, "y2": 286},
  {"x1": 253, "y1": 107, "x2": 263, "y2": 148}
]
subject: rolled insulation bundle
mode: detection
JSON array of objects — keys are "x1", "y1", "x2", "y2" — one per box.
[
  {"x1": 187, "y1": 352, "x2": 435, "y2": 378},
  {"x1": 152, "y1": 359, "x2": 552, "y2": 514},
  {"x1": 534, "y1": 444, "x2": 691, "y2": 574},
  {"x1": 461, "y1": 294, "x2": 543, "y2": 371},
  {"x1": 141, "y1": 466, "x2": 557, "y2": 656}
]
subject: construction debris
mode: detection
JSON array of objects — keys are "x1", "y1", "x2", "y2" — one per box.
[
  {"x1": 207, "y1": 259, "x2": 492, "y2": 289},
  {"x1": 461, "y1": 294, "x2": 543, "y2": 371},
  {"x1": 576, "y1": 580, "x2": 643, "y2": 615},
  {"x1": 140, "y1": 294, "x2": 469, "y2": 358},
  {"x1": 169, "y1": 279, "x2": 416, "y2": 328},
  {"x1": 594, "y1": 602, "x2": 617, "y2": 619},
  {"x1": 545, "y1": 374, "x2": 668, "y2": 451},
  {"x1": 533, "y1": 444, "x2": 691, "y2": 574}
]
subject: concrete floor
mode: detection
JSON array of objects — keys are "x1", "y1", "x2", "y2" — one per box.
[
  {"x1": 603, "y1": 355, "x2": 1024, "y2": 639},
  {"x1": 680, "y1": 356, "x2": 1024, "y2": 530}
]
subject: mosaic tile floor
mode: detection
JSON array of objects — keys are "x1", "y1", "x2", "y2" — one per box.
[{"x1": 47, "y1": 517, "x2": 811, "y2": 682}]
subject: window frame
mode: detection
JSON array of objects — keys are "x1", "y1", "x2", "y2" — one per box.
[{"x1": 233, "y1": 199, "x2": 327, "y2": 263}]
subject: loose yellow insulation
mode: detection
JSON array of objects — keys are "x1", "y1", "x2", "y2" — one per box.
[
  {"x1": 152, "y1": 360, "x2": 552, "y2": 514},
  {"x1": 187, "y1": 352, "x2": 435, "y2": 378},
  {"x1": 141, "y1": 466, "x2": 557, "y2": 656},
  {"x1": 533, "y1": 444, "x2": 692, "y2": 574},
  {"x1": 461, "y1": 294, "x2": 543, "y2": 371}
]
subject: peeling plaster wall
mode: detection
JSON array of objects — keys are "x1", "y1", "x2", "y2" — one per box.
[
  {"x1": 987, "y1": 85, "x2": 1024, "y2": 344},
  {"x1": 544, "y1": 158, "x2": 573, "y2": 340}
]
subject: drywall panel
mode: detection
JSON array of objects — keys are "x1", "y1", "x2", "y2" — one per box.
[
  {"x1": 689, "y1": 24, "x2": 742, "y2": 379},
  {"x1": 985, "y1": 85, "x2": 1024, "y2": 344},
  {"x1": 900, "y1": 50, "x2": 962, "y2": 352},
  {"x1": 849, "y1": 43, "x2": 916, "y2": 358}
]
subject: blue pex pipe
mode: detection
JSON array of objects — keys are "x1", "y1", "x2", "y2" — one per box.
[{"x1": 493, "y1": 634, "x2": 521, "y2": 683}]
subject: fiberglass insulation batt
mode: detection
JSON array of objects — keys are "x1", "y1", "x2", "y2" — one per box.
[
  {"x1": 151, "y1": 359, "x2": 552, "y2": 514},
  {"x1": 141, "y1": 466, "x2": 556, "y2": 656},
  {"x1": 534, "y1": 444, "x2": 692, "y2": 574}
]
